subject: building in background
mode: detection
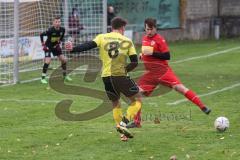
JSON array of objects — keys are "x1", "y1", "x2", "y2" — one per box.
[{"x1": 108, "y1": 0, "x2": 240, "y2": 42}]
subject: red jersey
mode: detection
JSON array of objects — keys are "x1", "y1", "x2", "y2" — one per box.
[{"x1": 141, "y1": 33, "x2": 170, "y2": 71}]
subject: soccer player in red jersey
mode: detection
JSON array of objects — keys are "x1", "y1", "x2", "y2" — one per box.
[{"x1": 138, "y1": 18, "x2": 211, "y2": 115}]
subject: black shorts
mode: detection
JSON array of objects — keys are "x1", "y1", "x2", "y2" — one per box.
[
  {"x1": 45, "y1": 45, "x2": 63, "y2": 57},
  {"x1": 102, "y1": 76, "x2": 139, "y2": 101}
]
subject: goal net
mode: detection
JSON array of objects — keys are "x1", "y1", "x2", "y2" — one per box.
[{"x1": 0, "y1": 0, "x2": 107, "y2": 84}]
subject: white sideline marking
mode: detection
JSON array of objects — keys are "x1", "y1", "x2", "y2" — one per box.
[
  {"x1": 1, "y1": 83, "x2": 239, "y2": 104},
  {"x1": 0, "y1": 83, "x2": 14, "y2": 87},
  {"x1": 0, "y1": 69, "x2": 89, "y2": 86},
  {"x1": 0, "y1": 99, "x2": 59, "y2": 103},
  {"x1": 21, "y1": 78, "x2": 41, "y2": 84},
  {"x1": 1, "y1": 46, "x2": 240, "y2": 87},
  {"x1": 0, "y1": 78, "x2": 41, "y2": 87},
  {"x1": 171, "y1": 46, "x2": 240, "y2": 64},
  {"x1": 167, "y1": 82, "x2": 240, "y2": 106},
  {"x1": 0, "y1": 98, "x2": 105, "y2": 104}
]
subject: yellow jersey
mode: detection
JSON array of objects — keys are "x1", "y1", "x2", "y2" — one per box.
[{"x1": 93, "y1": 32, "x2": 136, "y2": 77}]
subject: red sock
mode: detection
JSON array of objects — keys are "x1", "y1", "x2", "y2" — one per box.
[
  {"x1": 184, "y1": 90, "x2": 205, "y2": 110},
  {"x1": 134, "y1": 110, "x2": 142, "y2": 128}
]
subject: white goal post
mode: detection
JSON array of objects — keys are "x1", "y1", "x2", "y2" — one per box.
[{"x1": 0, "y1": 0, "x2": 107, "y2": 84}]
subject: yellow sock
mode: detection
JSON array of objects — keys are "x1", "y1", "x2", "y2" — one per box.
[
  {"x1": 113, "y1": 107, "x2": 123, "y2": 124},
  {"x1": 126, "y1": 100, "x2": 142, "y2": 121}
]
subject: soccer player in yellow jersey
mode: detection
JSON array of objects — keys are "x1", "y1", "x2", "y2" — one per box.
[{"x1": 65, "y1": 17, "x2": 142, "y2": 141}]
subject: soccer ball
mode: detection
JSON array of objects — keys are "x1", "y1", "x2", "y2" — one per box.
[{"x1": 214, "y1": 117, "x2": 229, "y2": 132}]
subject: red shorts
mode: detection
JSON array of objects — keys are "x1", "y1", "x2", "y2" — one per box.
[{"x1": 137, "y1": 67, "x2": 181, "y2": 96}]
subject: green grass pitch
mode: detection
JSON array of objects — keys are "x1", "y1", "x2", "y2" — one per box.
[{"x1": 0, "y1": 38, "x2": 240, "y2": 160}]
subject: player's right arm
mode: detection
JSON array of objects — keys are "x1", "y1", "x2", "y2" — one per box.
[
  {"x1": 40, "y1": 29, "x2": 50, "y2": 44},
  {"x1": 65, "y1": 34, "x2": 102, "y2": 52},
  {"x1": 40, "y1": 29, "x2": 50, "y2": 51},
  {"x1": 65, "y1": 41, "x2": 97, "y2": 52},
  {"x1": 72, "y1": 41, "x2": 97, "y2": 52}
]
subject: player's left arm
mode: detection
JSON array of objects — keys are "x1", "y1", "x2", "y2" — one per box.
[
  {"x1": 125, "y1": 54, "x2": 138, "y2": 72},
  {"x1": 125, "y1": 41, "x2": 138, "y2": 72},
  {"x1": 151, "y1": 37, "x2": 170, "y2": 60},
  {"x1": 152, "y1": 51, "x2": 170, "y2": 60},
  {"x1": 59, "y1": 28, "x2": 65, "y2": 42}
]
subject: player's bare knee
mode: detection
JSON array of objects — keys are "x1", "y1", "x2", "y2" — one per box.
[
  {"x1": 45, "y1": 58, "x2": 51, "y2": 64},
  {"x1": 173, "y1": 84, "x2": 188, "y2": 94},
  {"x1": 128, "y1": 93, "x2": 142, "y2": 103},
  {"x1": 112, "y1": 100, "x2": 120, "y2": 108},
  {"x1": 138, "y1": 87, "x2": 144, "y2": 94},
  {"x1": 135, "y1": 93, "x2": 142, "y2": 102},
  {"x1": 60, "y1": 57, "x2": 66, "y2": 63}
]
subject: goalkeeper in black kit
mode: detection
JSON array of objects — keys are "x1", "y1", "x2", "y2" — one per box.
[{"x1": 40, "y1": 16, "x2": 72, "y2": 84}]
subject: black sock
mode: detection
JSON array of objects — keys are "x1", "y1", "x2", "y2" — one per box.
[
  {"x1": 42, "y1": 63, "x2": 49, "y2": 79},
  {"x1": 61, "y1": 62, "x2": 67, "y2": 77}
]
